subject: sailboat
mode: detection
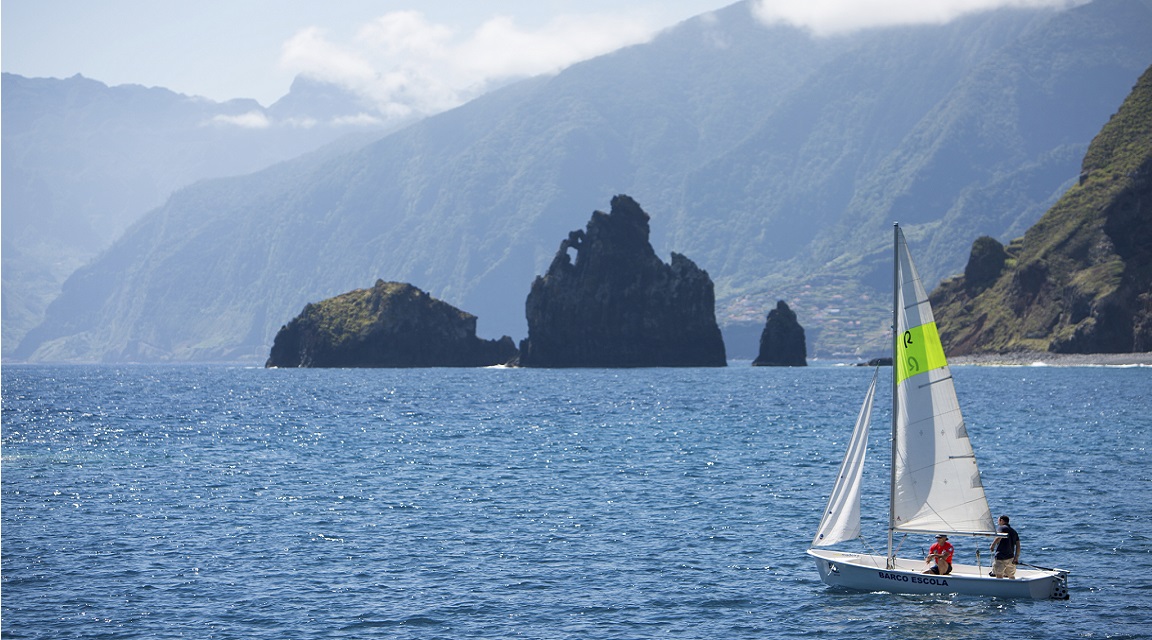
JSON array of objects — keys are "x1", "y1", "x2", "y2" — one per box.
[{"x1": 806, "y1": 224, "x2": 1069, "y2": 600}]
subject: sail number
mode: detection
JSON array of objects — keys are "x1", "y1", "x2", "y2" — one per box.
[
  {"x1": 897, "y1": 322, "x2": 948, "y2": 384},
  {"x1": 903, "y1": 331, "x2": 920, "y2": 374}
]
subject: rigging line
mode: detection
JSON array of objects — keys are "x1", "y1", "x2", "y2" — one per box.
[
  {"x1": 1019, "y1": 561, "x2": 1061, "y2": 572},
  {"x1": 893, "y1": 533, "x2": 907, "y2": 557},
  {"x1": 911, "y1": 499, "x2": 995, "y2": 530},
  {"x1": 904, "y1": 414, "x2": 946, "y2": 429},
  {"x1": 916, "y1": 376, "x2": 953, "y2": 389}
]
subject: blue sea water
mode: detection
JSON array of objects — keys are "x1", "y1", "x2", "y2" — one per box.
[{"x1": 2, "y1": 363, "x2": 1150, "y2": 639}]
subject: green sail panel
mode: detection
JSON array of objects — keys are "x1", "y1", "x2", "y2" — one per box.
[{"x1": 896, "y1": 321, "x2": 948, "y2": 385}]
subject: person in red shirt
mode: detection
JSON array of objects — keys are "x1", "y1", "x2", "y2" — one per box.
[{"x1": 924, "y1": 534, "x2": 954, "y2": 575}]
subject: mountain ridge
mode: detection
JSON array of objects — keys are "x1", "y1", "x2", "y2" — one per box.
[
  {"x1": 1, "y1": 71, "x2": 401, "y2": 356},
  {"x1": 12, "y1": 0, "x2": 1152, "y2": 363}
]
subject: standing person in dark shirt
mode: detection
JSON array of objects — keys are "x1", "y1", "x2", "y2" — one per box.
[{"x1": 991, "y1": 515, "x2": 1021, "y2": 579}]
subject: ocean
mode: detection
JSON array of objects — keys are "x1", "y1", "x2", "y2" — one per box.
[{"x1": 3, "y1": 363, "x2": 1150, "y2": 639}]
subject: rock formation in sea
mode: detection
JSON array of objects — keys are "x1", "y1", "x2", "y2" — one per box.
[
  {"x1": 265, "y1": 280, "x2": 518, "y2": 367},
  {"x1": 930, "y1": 64, "x2": 1152, "y2": 355},
  {"x1": 752, "y1": 300, "x2": 807, "y2": 366},
  {"x1": 517, "y1": 195, "x2": 727, "y2": 367}
]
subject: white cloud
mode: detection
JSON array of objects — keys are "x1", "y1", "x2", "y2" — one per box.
[
  {"x1": 279, "y1": 116, "x2": 319, "y2": 129},
  {"x1": 331, "y1": 113, "x2": 386, "y2": 127},
  {"x1": 456, "y1": 14, "x2": 654, "y2": 79},
  {"x1": 278, "y1": 10, "x2": 655, "y2": 121},
  {"x1": 356, "y1": 10, "x2": 456, "y2": 60},
  {"x1": 280, "y1": 27, "x2": 378, "y2": 87},
  {"x1": 751, "y1": 0, "x2": 1085, "y2": 35},
  {"x1": 276, "y1": 2, "x2": 1090, "y2": 120},
  {"x1": 209, "y1": 111, "x2": 271, "y2": 128}
]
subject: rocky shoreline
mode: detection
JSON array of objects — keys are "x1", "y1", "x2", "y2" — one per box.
[{"x1": 948, "y1": 351, "x2": 1152, "y2": 366}]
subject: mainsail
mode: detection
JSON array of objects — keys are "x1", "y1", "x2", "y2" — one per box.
[
  {"x1": 812, "y1": 370, "x2": 877, "y2": 547},
  {"x1": 891, "y1": 226, "x2": 996, "y2": 536}
]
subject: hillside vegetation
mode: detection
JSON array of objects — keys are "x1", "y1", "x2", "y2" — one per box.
[
  {"x1": 932, "y1": 65, "x2": 1152, "y2": 354},
  {"x1": 1, "y1": 73, "x2": 394, "y2": 356},
  {"x1": 265, "y1": 280, "x2": 517, "y2": 367}
]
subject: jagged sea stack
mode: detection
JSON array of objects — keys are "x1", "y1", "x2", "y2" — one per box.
[
  {"x1": 518, "y1": 195, "x2": 726, "y2": 367},
  {"x1": 752, "y1": 300, "x2": 807, "y2": 366},
  {"x1": 266, "y1": 280, "x2": 517, "y2": 367}
]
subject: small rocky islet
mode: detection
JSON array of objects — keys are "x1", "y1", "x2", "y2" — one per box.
[
  {"x1": 752, "y1": 300, "x2": 807, "y2": 367},
  {"x1": 265, "y1": 280, "x2": 516, "y2": 368}
]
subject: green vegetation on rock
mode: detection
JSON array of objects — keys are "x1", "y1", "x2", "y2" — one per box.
[
  {"x1": 931, "y1": 64, "x2": 1152, "y2": 354},
  {"x1": 266, "y1": 281, "x2": 517, "y2": 367}
]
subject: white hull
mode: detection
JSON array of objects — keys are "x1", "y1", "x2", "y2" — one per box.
[{"x1": 808, "y1": 549, "x2": 1069, "y2": 600}]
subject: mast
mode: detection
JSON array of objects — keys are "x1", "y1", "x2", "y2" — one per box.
[{"x1": 887, "y1": 223, "x2": 899, "y2": 569}]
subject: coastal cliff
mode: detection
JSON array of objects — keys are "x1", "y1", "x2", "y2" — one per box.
[
  {"x1": 266, "y1": 281, "x2": 517, "y2": 367},
  {"x1": 518, "y1": 195, "x2": 726, "y2": 367},
  {"x1": 931, "y1": 65, "x2": 1152, "y2": 355}
]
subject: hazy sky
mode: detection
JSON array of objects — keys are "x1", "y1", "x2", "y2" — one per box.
[{"x1": 3, "y1": 0, "x2": 1081, "y2": 111}]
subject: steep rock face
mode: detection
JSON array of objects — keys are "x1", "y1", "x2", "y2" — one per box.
[
  {"x1": 266, "y1": 280, "x2": 517, "y2": 367},
  {"x1": 752, "y1": 300, "x2": 807, "y2": 366},
  {"x1": 962, "y1": 236, "x2": 1011, "y2": 294},
  {"x1": 931, "y1": 65, "x2": 1152, "y2": 354},
  {"x1": 518, "y1": 195, "x2": 726, "y2": 367}
]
